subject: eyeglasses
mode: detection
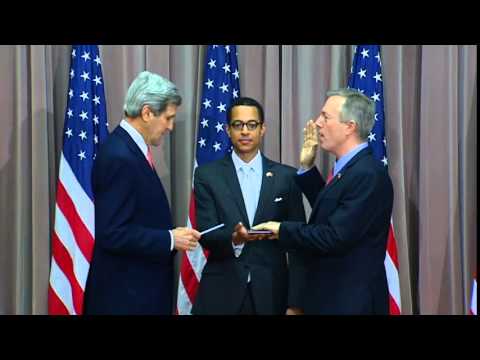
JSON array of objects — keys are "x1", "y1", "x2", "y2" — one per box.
[{"x1": 230, "y1": 120, "x2": 262, "y2": 131}]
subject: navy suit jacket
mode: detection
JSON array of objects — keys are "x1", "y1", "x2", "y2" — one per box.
[
  {"x1": 191, "y1": 154, "x2": 306, "y2": 315},
  {"x1": 84, "y1": 126, "x2": 175, "y2": 315},
  {"x1": 279, "y1": 147, "x2": 393, "y2": 314}
]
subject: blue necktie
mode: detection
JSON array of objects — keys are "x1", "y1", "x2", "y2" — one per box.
[{"x1": 239, "y1": 165, "x2": 257, "y2": 227}]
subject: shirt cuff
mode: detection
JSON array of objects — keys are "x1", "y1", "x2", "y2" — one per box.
[
  {"x1": 232, "y1": 242, "x2": 245, "y2": 257},
  {"x1": 169, "y1": 230, "x2": 174, "y2": 251}
]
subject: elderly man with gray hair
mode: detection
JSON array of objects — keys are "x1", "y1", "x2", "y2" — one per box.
[
  {"x1": 253, "y1": 89, "x2": 394, "y2": 314},
  {"x1": 84, "y1": 71, "x2": 201, "y2": 315}
]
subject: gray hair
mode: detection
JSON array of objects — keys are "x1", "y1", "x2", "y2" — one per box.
[
  {"x1": 326, "y1": 88, "x2": 375, "y2": 141},
  {"x1": 123, "y1": 71, "x2": 182, "y2": 118}
]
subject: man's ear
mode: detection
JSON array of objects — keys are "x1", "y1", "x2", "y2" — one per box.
[
  {"x1": 346, "y1": 120, "x2": 357, "y2": 136},
  {"x1": 140, "y1": 105, "x2": 151, "y2": 122},
  {"x1": 260, "y1": 123, "x2": 266, "y2": 137}
]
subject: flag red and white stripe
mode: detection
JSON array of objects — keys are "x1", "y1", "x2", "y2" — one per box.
[
  {"x1": 385, "y1": 222, "x2": 401, "y2": 314},
  {"x1": 49, "y1": 155, "x2": 95, "y2": 314}
]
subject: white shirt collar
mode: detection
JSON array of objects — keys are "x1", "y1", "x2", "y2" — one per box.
[
  {"x1": 120, "y1": 119, "x2": 148, "y2": 158},
  {"x1": 231, "y1": 150, "x2": 262, "y2": 173}
]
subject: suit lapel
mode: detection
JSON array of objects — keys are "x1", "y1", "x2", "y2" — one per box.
[
  {"x1": 310, "y1": 147, "x2": 371, "y2": 219},
  {"x1": 252, "y1": 155, "x2": 275, "y2": 226},
  {"x1": 222, "y1": 156, "x2": 250, "y2": 226},
  {"x1": 116, "y1": 126, "x2": 159, "y2": 179}
]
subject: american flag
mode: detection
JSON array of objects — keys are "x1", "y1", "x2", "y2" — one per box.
[
  {"x1": 177, "y1": 45, "x2": 240, "y2": 314},
  {"x1": 470, "y1": 274, "x2": 477, "y2": 315},
  {"x1": 48, "y1": 45, "x2": 109, "y2": 315},
  {"x1": 348, "y1": 45, "x2": 402, "y2": 315}
]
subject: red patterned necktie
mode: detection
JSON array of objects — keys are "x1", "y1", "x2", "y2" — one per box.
[
  {"x1": 326, "y1": 167, "x2": 334, "y2": 185},
  {"x1": 147, "y1": 146, "x2": 154, "y2": 169}
]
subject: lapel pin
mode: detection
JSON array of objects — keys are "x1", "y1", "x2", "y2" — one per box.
[{"x1": 266, "y1": 171, "x2": 273, "y2": 177}]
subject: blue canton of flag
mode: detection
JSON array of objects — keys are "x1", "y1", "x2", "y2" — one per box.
[
  {"x1": 348, "y1": 45, "x2": 388, "y2": 167},
  {"x1": 196, "y1": 45, "x2": 240, "y2": 165},
  {"x1": 63, "y1": 45, "x2": 109, "y2": 200}
]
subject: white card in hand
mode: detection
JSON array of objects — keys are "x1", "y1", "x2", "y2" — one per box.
[{"x1": 200, "y1": 223, "x2": 225, "y2": 235}]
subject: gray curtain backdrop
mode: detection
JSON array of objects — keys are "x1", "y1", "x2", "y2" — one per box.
[{"x1": 0, "y1": 45, "x2": 476, "y2": 315}]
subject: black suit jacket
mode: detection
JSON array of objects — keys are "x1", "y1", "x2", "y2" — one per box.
[
  {"x1": 191, "y1": 154, "x2": 306, "y2": 315},
  {"x1": 84, "y1": 126, "x2": 175, "y2": 315},
  {"x1": 279, "y1": 147, "x2": 394, "y2": 314}
]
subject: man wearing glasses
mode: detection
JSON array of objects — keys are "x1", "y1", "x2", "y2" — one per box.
[{"x1": 191, "y1": 97, "x2": 307, "y2": 315}]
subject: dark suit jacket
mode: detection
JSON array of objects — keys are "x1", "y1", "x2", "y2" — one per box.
[
  {"x1": 279, "y1": 147, "x2": 393, "y2": 314},
  {"x1": 84, "y1": 125, "x2": 175, "y2": 315},
  {"x1": 191, "y1": 154, "x2": 306, "y2": 315}
]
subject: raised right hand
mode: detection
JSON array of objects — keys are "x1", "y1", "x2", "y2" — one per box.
[
  {"x1": 299, "y1": 119, "x2": 319, "y2": 169},
  {"x1": 172, "y1": 227, "x2": 201, "y2": 251}
]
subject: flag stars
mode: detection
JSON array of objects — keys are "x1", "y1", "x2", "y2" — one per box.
[
  {"x1": 232, "y1": 89, "x2": 239, "y2": 98},
  {"x1": 215, "y1": 122, "x2": 224, "y2": 133},
  {"x1": 213, "y1": 142, "x2": 221, "y2": 152},
  {"x1": 81, "y1": 51, "x2": 91, "y2": 61},
  {"x1": 371, "y1": 92, "x2": 380, "y2": 102},
  {"x1": 361, "y1": 48, "x2": 370, "y2": 58},
  {"x1": 79, "y1": 110, "x2": 88, "y2": 120},
  {"x1": 65, "y1": 128, "x2": 73, "y2": 138},
  {"x1": 79, "y1": 130, "x2": 87, "y2": 141},
  {"x1": 205, "y1": 79, "x2": 214, "y2": 89},
  {"x1": 222, "y1": 63, "x2": 231, "y2": 73},
  {"x1": 94, "y1": 134, "x2": 99, "y2": 144},
  {"x1": 375, "y1": 52, "x2": 382, "y2": 64},
  {"x1": 225, "y1": 45, "x2": 231, "y2": 53},
  {"x1": 208, "y1": 58, "x2": 216, "y2": 69},
  {"x1": 67, "y1": 108, "x2": 73, "y2": 118},
  {"x1": 93, "y1": 95, "x2": 101, "y2": 105},
  {"x1": 217, "y1": 102, "x2": 226, "y2": 112},
  {"x1": 71, "y1": 48, "x2": 76, "y2": 58},
  {"x1": 203, "y1": 98, "x2": 212, "y2": 109},
  {"x1": 219, "y1": 82, "x2": 229, "y2": 93},
  {"x1": 368, "y1": 132, "x2": 376, "y2": 142},
  {"x1": 70, "y1": 69, "x2": 75, "y2": 79},
  {"x1": 374, "y1": 113, "x2": 379, "y2": 121},
  {"x1": 383, "y1": 138, "x2": 387, "y2": 146},
  {"x1": 198, "y1": 137, "x2": 206, "y2": 147},
  {"x1": 358, "y1": 68, "x2": 367, "y2": 79},
  {"x1": 80, "y1": 71, "x2": 90, "y2": 81},
  {"x1": 373, "y1": 72, "x2": 382, "y2": 82},
  {"x1": 80, "y1": 91, "x2": 89, "y2": 101},
  {"x1": 381, "y1": 156, "x2": 388, "y2": 166},
  {"x1": 93, "y1": 115, "x2": 99, "y2": 125},
  {"x1": 201, "y1": 118, "x2": 209, "y2": 128},
  {"x1": 233, "y1": 69, "x2": 239, "y2": 79},
  {"x1": 69, "y1": 89, "x2": 74, "y2": 99},
  {"x1": 93, "y1": 75, "x2": 102, "y2": 85},
  {"x1": 78, "y1": 150, "x2": 86, "y2": 160},
  {"x1": 94, "y1": 55, "x2": 101, "y2": 65}
]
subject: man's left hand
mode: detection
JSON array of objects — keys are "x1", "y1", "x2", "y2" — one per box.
[{"x1": 252, "y1": 222, "x2": 280, "y2": 239}]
